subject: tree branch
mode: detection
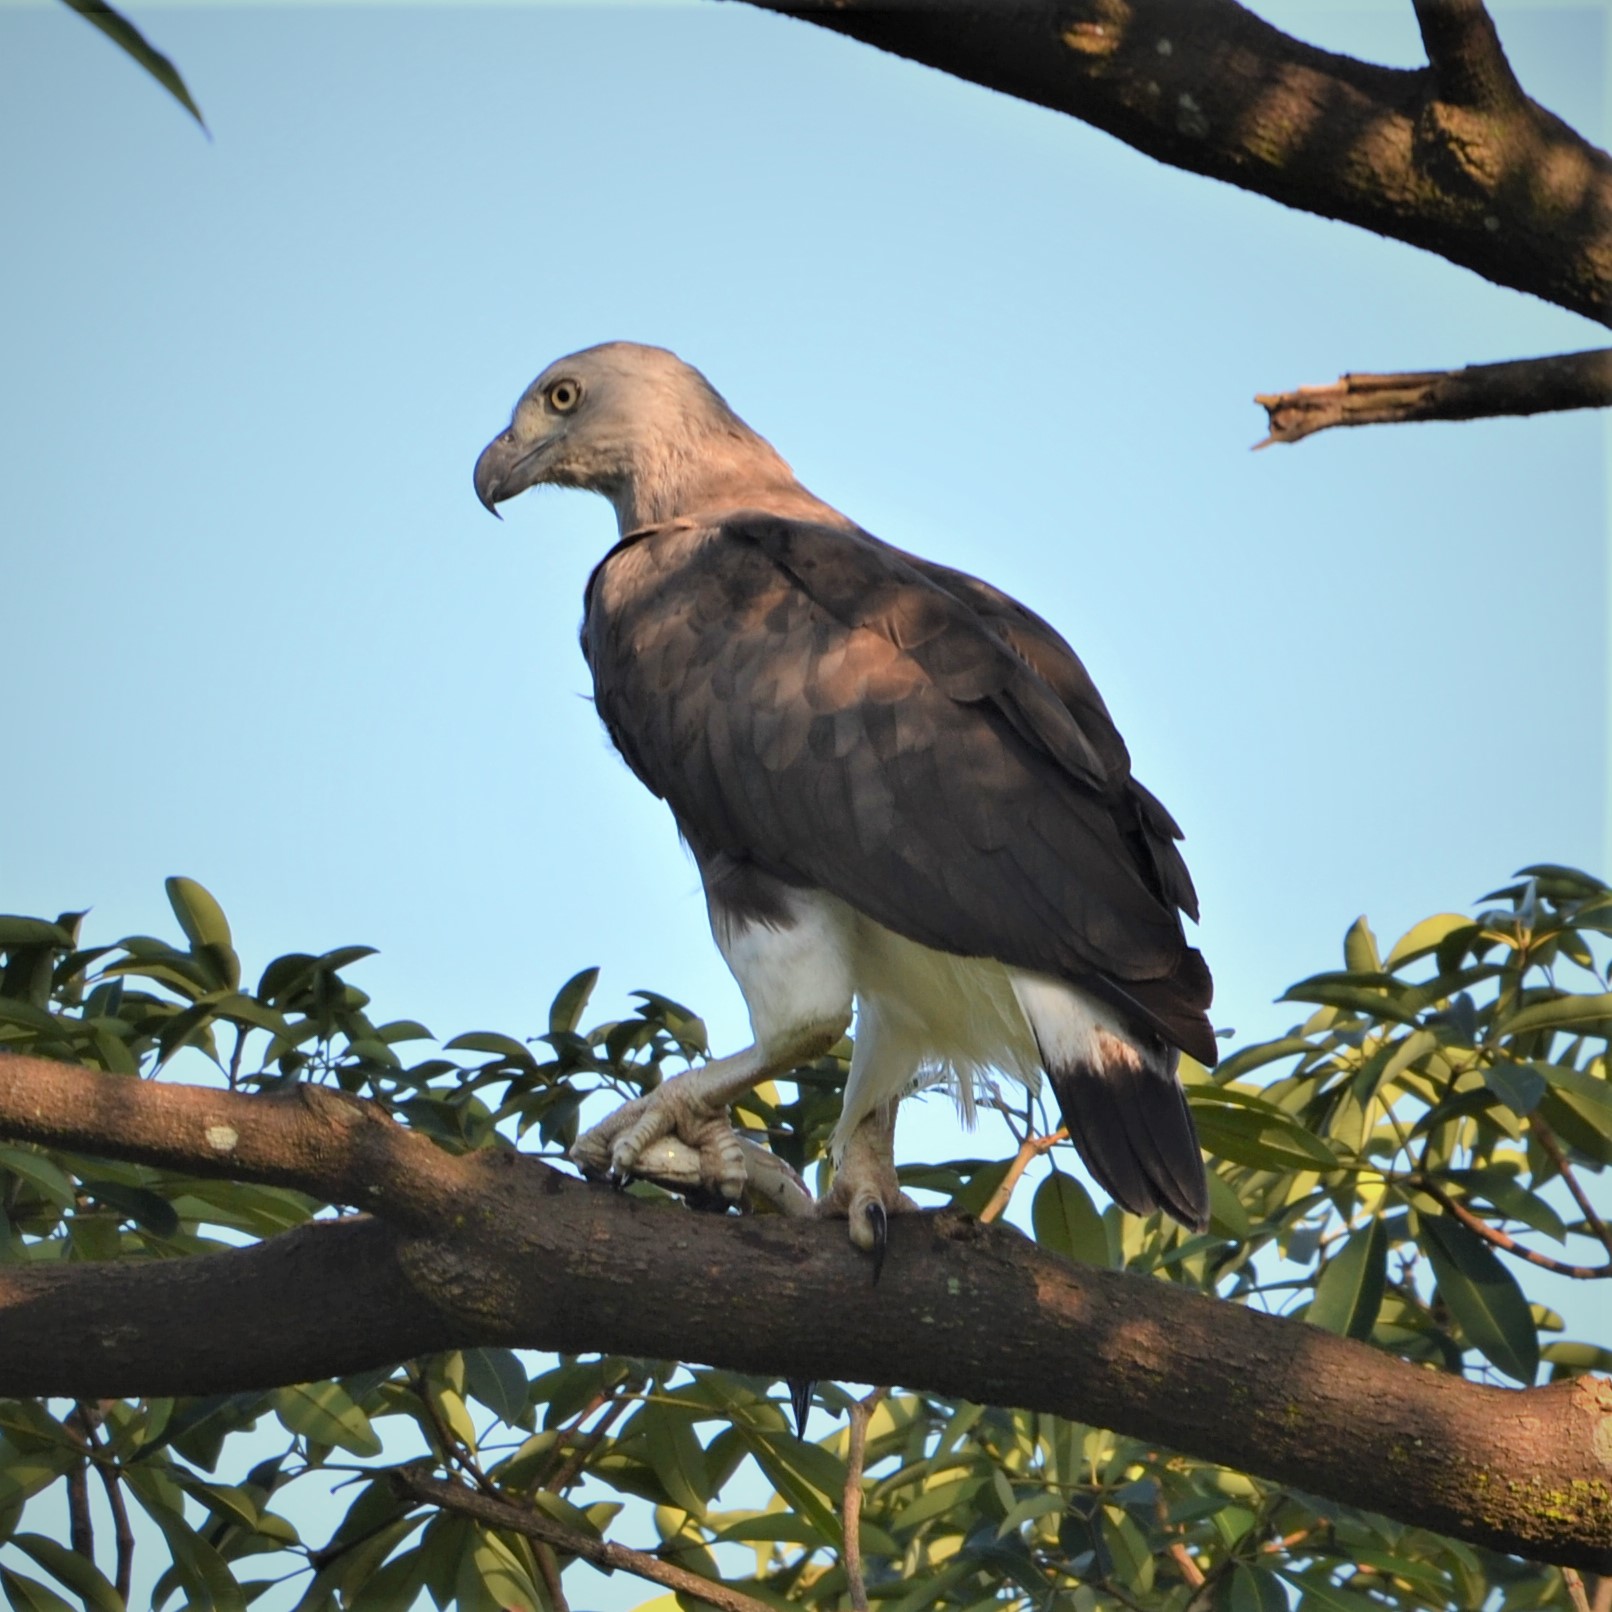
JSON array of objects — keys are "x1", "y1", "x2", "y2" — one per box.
[
  {"x1": 0, "y1": 1051, "x2": 475, "y2": 1228},
  {"x1": 391, "y1": 1469, "x2": 775, "y2": 1612},
  {"x1": 1254, "y1": 348, "x2": 1612, "y2": 444},
  {"x1": 1, "y1": 1055, "x2": 1609, "y2": 1571},
  {"x1": 843, "y1": 1386, "x2": 887, "y2": 1612},
  {"x1": 1412, "y1": 0, "x2": 1524, "y2": 112},
  {"x1": 727, "y1": 0, "x2": 1612, "y2": 325}
]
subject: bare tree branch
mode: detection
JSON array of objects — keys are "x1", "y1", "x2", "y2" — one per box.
[
  {"x1": 727, "y1": 0, "x2": 1612, "y2": 326},
  {"x1": 392, "y1": 1469, "x2": 775, "y2": 1612},
  {"x1": 843, "y1": 1385, "x2": 887, "y2": 1612},
  {"x1": 1254, "y1": 347, "x2": 1612, "y2": 444},
  {"x1": 1, "y1": 1054, "x2": 1610, "y2": 1571}
]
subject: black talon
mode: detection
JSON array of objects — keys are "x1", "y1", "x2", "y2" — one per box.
[
  {"x1": 867, "y1": 1200, "x2": 888, "y2": 1283},
  {"x1": 788, "y1": 1379, "x2": 815, "y2": 1439}
]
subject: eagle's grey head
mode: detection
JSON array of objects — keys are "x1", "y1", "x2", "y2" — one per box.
[{"x1": 474, "y1": 341, "x2": 801, "y2": 534}]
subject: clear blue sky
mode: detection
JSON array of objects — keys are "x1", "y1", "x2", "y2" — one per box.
[{"x1": 1, "y1": 3, "x2": 1607, "y2": 1606}]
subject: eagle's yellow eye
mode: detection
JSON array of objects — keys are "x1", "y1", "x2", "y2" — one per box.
[{"x1": 547, "y1": 379, "x2": 581, "y2": 412}]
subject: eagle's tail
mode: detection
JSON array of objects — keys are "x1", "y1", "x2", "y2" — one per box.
[{"x1": 1011, "y1": 973, "x2": 1209, "y2": 1231}]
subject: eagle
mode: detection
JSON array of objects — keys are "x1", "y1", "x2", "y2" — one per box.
[{"x1": 474, "y1": 343, "x2": 1215, "y2": 1257}]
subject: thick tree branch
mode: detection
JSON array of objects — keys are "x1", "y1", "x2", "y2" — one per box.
[
  {"x1": 0, "y1": 1052, "x2": 475, "y2": 1229},
  {"x1": 1, "y1": 1055, "x2": 1610, "y2": 1571},
  {"x1": 1254, "y1": 347, "x2": 1612, "y2": 444},
  {"x1": 728, "y1": 1, "x2": 1612, "y2": 325}
]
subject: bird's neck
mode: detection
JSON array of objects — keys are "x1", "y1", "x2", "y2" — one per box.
[{"x1": 609, "y1": 430, "x2": 843, "y2": 533}]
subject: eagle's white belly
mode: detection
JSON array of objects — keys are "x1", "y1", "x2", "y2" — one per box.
[{"x1": 711, "y1": 884, "x2": 1129, "y2": 1163}]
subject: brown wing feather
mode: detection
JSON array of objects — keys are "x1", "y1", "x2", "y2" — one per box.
[{"x1": 583, "y1": 514, "x2": 1215, "y2": 1065}]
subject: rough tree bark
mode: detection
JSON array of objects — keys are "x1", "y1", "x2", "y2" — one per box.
[
  {"x1": 2, "y1": 1054, "x2": 1609, "y2": 1574},
  {"x1": 727, "y1": 0, "x2": 1612, "y2": 436}
]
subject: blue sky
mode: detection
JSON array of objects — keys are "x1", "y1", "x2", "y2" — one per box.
[
  {"x1": 1, "y1": 2, "x2": 1608, "y2": 1605},
  {"x1": 3, "y1": 2, "x2": 1606, "y2": 1068}
]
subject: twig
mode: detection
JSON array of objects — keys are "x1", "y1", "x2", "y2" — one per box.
[
  {"x1": 1591, "y1": 1570, "x2": 1612, "y2": 1612},
  {"x1": 978, "y1": 1128, "x2": 1067, "y2": 1225},
  {"x1": 531, "y1": 1389, "x2": 609, "y2": 1488},
  {"x1": 532, "y1": 1540, "x2": 571, "y2": 1612},
  {"x1": 1154, "y1": 1481, "x2": 1204, "y2": 1587},
  {"x1": 79, "y1": 1412, "x2": 133, "y2": 1603},
  {"x1": 1406, "y1": 1174, "x2": 1612, "y2": 1280},
  {"x1": 408, "y1": 1365, "x2": 496, "y2": 1494},
  {"x1": 1167, "y1": 1540, "x2": 1204, "y2": 1587},
  {"x1": 546, "y1": 1394, "x2": 631, "y2": 1497},
  {"x1": 1254, "y1": 349, "x2": 1612, "y2": 447},
  {"x1": 392, "y1": 1468, "x2": 774, "y2": 1612},
  {"x1": 1532, "y1": 1118, "x2": 1612, "y2": 1266},
  {"x1": 1567, "y1": 1566, "x2": 1593, "y2": 1612},
  {"x1": 843, "y1": 1386, "x2": 888, "y2": 1611},
  {"x1": 64, "y1": 1406, "x2": 95, "y2": 1570}
]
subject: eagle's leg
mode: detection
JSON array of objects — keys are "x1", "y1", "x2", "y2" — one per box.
[
  {"x1": 570, "y1": 1017, "x2": 847, "y2": 1202},
  {"x1": 817, "y1": 1100, "x2": 917, "y2": 1272}
]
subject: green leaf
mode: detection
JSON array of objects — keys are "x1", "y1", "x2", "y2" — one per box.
[
  {"x1": 1536, "y1": 1062, "x2": 1612, "y2": 1141},
  {"x1": 1444, "y1": 1168, "x2": 1567, "y2": 1243},
  {"x1": 1342, "y1": 916, "x2": 1381, "y2": 975},
  {"x1": 10, "y1": 1537, "x2": 120, "y2": 1612},
  {"x1": 527, "y1": 1488, "x2": 605, "y2": 1542},
  {"x1": 1031, "y1": 1169, "x2": 1106, "y2": 1266},
  {"x1": 273, "y1": 1381, "x2": 383, "y2": 1457},
  {"x1": 57, "y1": 0, "x2": 206, "y2": 127},
  {"x1": 0, "y1": 1566, "x2": 77, "y2": 1612},
  {"x1": 0, "y1": 1146, "x2": 75, "y2": 1209},
  {"x1": 1419, "y1": 1216, "x2": 1539, "y2": 1383},
  {"x1": 1228, "y1": 1563, "x2": 1291, "y2": 1612},
  {"x1": 1280, "y1": 975, "x2": 1420, "y2": 1026},
  {"x1": 995, "y1": 1490, "x2": 1066, "y2": 1539},
  {"x1": 0, "y1": 919, "x2": 76, "y2": 949},
  {"x1": 736, "y1": 1430, "x2": 840, "y2": 1541},
  {"x1": 549, "y1": 967, "x2": 600, "y2": 1036},
  {"x1": 125, "y1": 1466, "x2": 247, "y2": 1612},
  {"x1": 1385, "y1": 913, "x2": 1475, "y2": 969},
  {"x1": 346, "y1": 1547, "x2": 428, "y2": 1612},
  {"x1": 1378, "y1": 1026, "x2": 1442, "y2": 1090},
  {"x1": 79, "y1": 1177, "x2": 180, "y2": 1237},
  {"x1": 1281, "y1": 1569, "x2": 1389, "y2": 1610},
  {"x1": 1307, "y1": 1219, "x2": 1386, "y2": 1339},
  {"x1": 1204, "y1": 1170, "x2": 1251, "y2": 1239},
  {"x1": 1500, "y1": 991, "x2": 1612, "y2": 1039},
  {"x1": 1101, "y1": 1507, "x2": 1153, "y2": 1589},
  {"x1": 463, "y1": 1347, "x2": 530, "y2": 1427},
  {"x1": 1543, "y1": 1341, "x2": 1612, "y2": 1374},
  {"x1": 459, "y1": 1527, "x2": 541, "y2": 1612},
  {"x1": 164, "y1": 876, "x2": 231, "y2": 952},
  {"x1": 1189, "y1": 1091, "x2": 1339, "y2": 1172},
  {"x1": 1479, "y1": 1058, "x2": 1545, "y2": 1116},
  {"x1": 637, "y1": 1408, "x2": 710, "y2": 1517},
  {"x1": 445, "y1": 1031, "x2": 539, "y2": 1072},
  {"x1": 1215, "y1": 1036, "x2": 1316, "y2": 1083}
]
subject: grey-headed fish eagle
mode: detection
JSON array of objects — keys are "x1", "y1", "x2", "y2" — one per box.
[{"x1": 475, "y1": 342, "x2": 1215, "y2": 1258}]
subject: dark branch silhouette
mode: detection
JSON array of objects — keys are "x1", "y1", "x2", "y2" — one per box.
[{"x1": 728, "y1": 0, "x2": 1612, "y2": 432}]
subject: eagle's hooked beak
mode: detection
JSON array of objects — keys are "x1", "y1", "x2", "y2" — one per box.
[{"x1": 473, "y1": 429, "x2": 548, "y2": 518}]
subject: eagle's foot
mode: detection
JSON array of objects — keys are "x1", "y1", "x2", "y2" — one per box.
[
  {"x1": 571, "y1": 1076, "x2": 748, "y2": 1204},
  {"x1": 817, "y1": 1107, "x2": 916, "y2": 1277}
]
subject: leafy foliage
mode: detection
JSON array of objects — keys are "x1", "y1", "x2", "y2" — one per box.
[{"x1": 0, "y1": 869, "x2": 1607, "y2": 1610}]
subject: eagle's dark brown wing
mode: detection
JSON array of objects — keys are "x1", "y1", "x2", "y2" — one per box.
[{"x1": 583, "y1": 513, "x2": 1214, "y2": 1065}]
